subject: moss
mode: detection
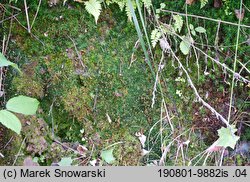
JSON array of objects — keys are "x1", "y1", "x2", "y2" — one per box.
[
  {"x1": 12, "y1": 74, "x2": 44, "y2": 98},
  {"x1": 2, "y1": 0, "x2": 249, "y2": 166},
  {"x1": 61, "y1": 85, "x2": 91, "y2": 121},
  {"x1": 0, "y1": 125, "x2": 23, "y2": 165}
]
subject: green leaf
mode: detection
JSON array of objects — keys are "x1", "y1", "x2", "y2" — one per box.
[
  {"x1": 191, "y1": 30, "x2": 196, "y2": 36},
  {"x1": 84, "y1": 0, "x2": 102, "y2": 24},
  {"x1": 189, "y1": 24, "x2": 194, "y2": 30},
  {"x1": 151, "y1": 29, "x2": 162, "y2": 48},
  {"x1": 216, "y1": 125, "x2": 240, "y2": 149},
  {"x1": 200, "y1": 0, "x2": 208, "y2": 8},
  {"x1": 101, "y1": 149, "x2": 115, "y2": 164},
  {"x1": 58, "y1": 157, "x2": 73, "y2": 166},
  {"x1": 6, "y1": 96, "x2": 39, "y2": 115},
  {"x1": 142, "y1": 0, "x2": 152, "y2": 12},
  {"x1": 0, "y1": 52, "x2": 20, "y2": 72},
  {"x1": 0, "y1": 110, "x2": 21, "y2": 134},
  {"x1": 195, "y1": 27, "x2": 206, "y2": 33},
  {"x1": 180, "y1": 36, "x2": 191, "y2": 55},
  {"x1": 0, "y1": 52, "x2": 13, "y2": 67},
  {"x1": 173, "y1": 15, "x2": 183, "y2": 33},
  {"x1": 160, "y1": 3, "x2": 166, "y2": 9}
]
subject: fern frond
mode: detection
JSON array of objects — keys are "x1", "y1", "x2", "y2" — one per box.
[
  {"x1": 142, "y1": 0, "x2": 152, "y2": 12},
  {"x1": 125, "y1": 1, "x2": 136, "y2": 21},
  {"x1": 173, "y1": 15, "x2": 183, "y2": 33},
  {"x1": 151, "y1": 28, "x2": 162, "y2": 48},
  {"x1": 200, "y1": 0, "x2": 208, "y2": 8},
  {"x1": 84, "y1": 0, "x2": 102, "y2": 24}
]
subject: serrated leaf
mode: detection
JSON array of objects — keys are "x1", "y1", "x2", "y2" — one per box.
[
  {"x1": 173, "y1": 15, "x2": 183, "y2": 33},
  {"x1": 195, "y1": 26, "x2": 206, "y2": 33},
  {"x1": 216, "y1": 125, "x2": 240, "y2": 149},
  {"x1": 142, "y1": 0, "x2": 152, "y2": 12},
  {"x1": 58, "y1": 157, "x2": 73, "y2": 166},
  {"x1": 101, "y1": 149, "x2": 115, "y2": 164},
  {"x1": 6, "y1": 96, "x2": 39, "y2": 115},
  {"x1": 151, "y1": 29, "x2": 162, "y2": 48},
  {"x1": 0, "y1": 110, "x2": 21, "y2": 134},
  {"x1": 180, "y1": 36, "x2": 191, "y2": 55},
  {"x1": 125, "y1": 1, "x2": 135, "y2": 21},
  {"x1": 84, "y1": 0, "x2": 102, "y2": 24},
  {"x1": 200, "y1": 0, "x2": 208, "y2": 8}
]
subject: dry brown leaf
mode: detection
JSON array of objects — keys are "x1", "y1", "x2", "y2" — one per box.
[
  {"x1": 23, "y1": 156, "x2": 39, "y2": 166},
  {"x1": 186, "y1": 0, "x2": 196, "y2": 5},
  {"x1": 214, "y1": 0, "x2": 222, "y2": 8},
  {"x1": 235, "y1": 8, "x2": 245, "y2": 21},
  {"x1": 77, "y1": 145, "x2": 88, "y2": 155}
]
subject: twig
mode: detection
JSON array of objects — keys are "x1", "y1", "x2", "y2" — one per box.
[
  {"x1": 68, "y1": 35, "x2": 86, "y2": 69},
  {"x1": 31, "y1": 0, "x2": 42, "y2": 29},
  {"x1": 24, "y1": 0, "x2": 31, "y2": 33},
  {"x1": 0, "y1": 12, "x2": 21, "y2": 24},
  {"x1": 0, "y1": 152, "x2": 4, "y2": 158},
  {"x1": 12, "y1": 137, "x2": 26, "y2": 166},
  {"x1": 170, "y1": 49, "x2": 230, "y2": 127},
  {"x1": 48, "y1": 98, "x2": 56, "y2": 138},
  {"x1": 161, "y1": 9, "x2": 250, "y2": 28},
  {"x1": 4, "y1": 136, "x2": 13, "y2": 149},
  {"x1": 227, "y1": 0, "x2": 243, "y2": 123},
  {"x1": 152, "y1": 51, "x2": 164, "y2": 108}
]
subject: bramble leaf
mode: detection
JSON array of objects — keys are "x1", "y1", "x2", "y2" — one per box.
[
  {"x1": 6, "y1": 95, "x2": 39, "y2": 115},
  {"x1": 0, "y1": 110, "x2": 21, "y2": 134}
]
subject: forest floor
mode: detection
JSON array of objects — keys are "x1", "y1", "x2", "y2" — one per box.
[{"x1": 0, "y1": 0, "x2": 250, "y2": 166}]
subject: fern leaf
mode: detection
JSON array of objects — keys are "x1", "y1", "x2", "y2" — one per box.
[
  {"x1": 142, "y1": 0, "x2": 152, "y2": 12},
  {"x1": 151, "y1": 28, "x2": 162, "y2": 48},
  {"x1": 125, "y1": 1, "x2": 136, "y2": 21},
  {"x1": 84, "y1": 0, "x2": 102, "y2": 24},
  {"x1": 173, "y1": 15, "x2": 183, "y2": 33},
  {"x1": 200, "y1": 0, "x2": 208, "y2": 8}
]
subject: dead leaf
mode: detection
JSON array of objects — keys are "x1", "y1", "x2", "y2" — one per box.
[
  {"x1": 90, "y1": 159, "x2": 97, "y2": 166},
  {"x1": 214, "y1": 0, "x2": 222, "y2": 8},
  {"x1": 206, "y1": 141, "x2": 225, "y2": 152},
  {"x1": 74, "y1": 0, "x2": 84, "y2": 3},
  {"x1": 141, "y1": 149, "x2": 150, "y2": 156},
  {"x1": 106, "y1": 113, "x2": 112, "y2": 123},
  {"x1": 77, "y1": 145, "x2": 88, "y2": 155},
  {"x1": 135, "y1": 132, "x2": 146, "y2": 148},
  {"x1": 114, "y1": 92, "x2": 123, "y2": 97},
  {"x1": 235, "y1": 8, "x2": 245, "y2": 21},
  {"x1": 186, "y1": 0, "x2": 196, "y2": 5},
  {"x1": 23, "y1": 157, "x2": 39, "y2": 166},
  {"x1": 159, "y1": 38, "x2": 170, "y2": 52}
]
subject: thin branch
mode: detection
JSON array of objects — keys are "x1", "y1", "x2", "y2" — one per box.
[
  {"x1": 0, "y1": 12, "x2": 21, "y2": 24},
  {"x1": 31, "y1": 0, "x2": 42, "y2": 29},
  {"x1": 24, "y1": 0, "x2": 31, "y2": 33},
  {"x1": 161, "y1": 9, "x2": 250, "y2": 28},
  {"x1": 68, "y1": 35, "x2": 86, "y2": 69},
  {"x1": 227, "y1": 0, "x2": 243, "y2": 123},
  {"x1": 170, "y1": 49, "x2": 230, "y2": 127}
]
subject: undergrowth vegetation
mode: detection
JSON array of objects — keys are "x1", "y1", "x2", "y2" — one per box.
[{"x1": 0, "y1": 0, "x2": 249, "y2": 166}]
